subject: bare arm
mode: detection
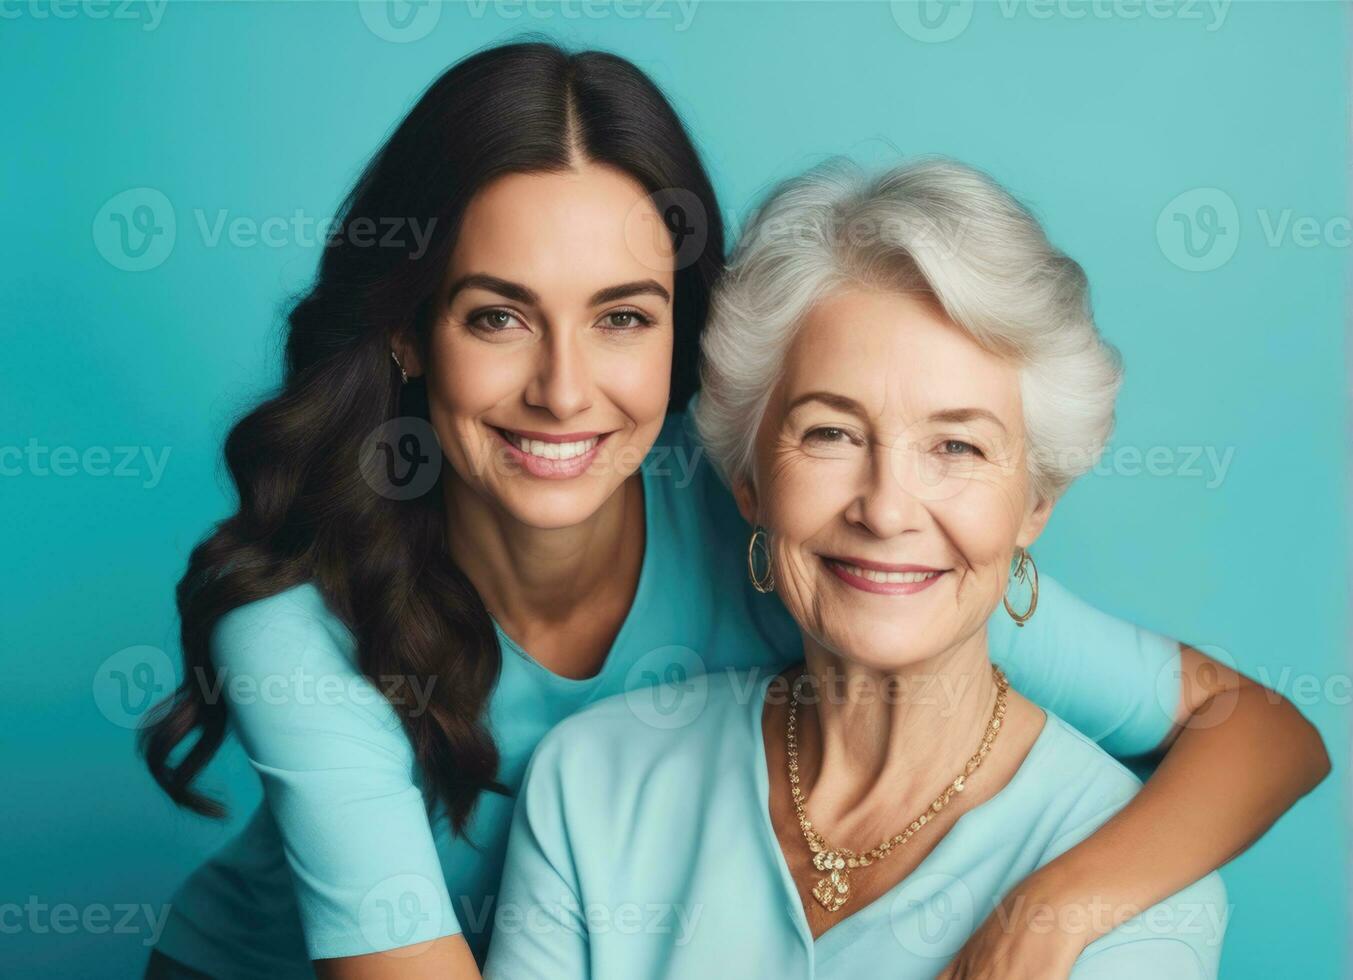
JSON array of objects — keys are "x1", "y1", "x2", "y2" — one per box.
[
  {"x1": 943, "y1": 643, "x2": 1330, "y2": 977},
  {"x1": 1041, "y1": 643, "x2": 1328, "y2": 916},
  {"x1": 316, "y1": 935, "x2": 482, "y2": 980}
]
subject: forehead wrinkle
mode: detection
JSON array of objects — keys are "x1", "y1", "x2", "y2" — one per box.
[{"x1": 780, "y1": 295, "x2": 1025, "y2": 456}]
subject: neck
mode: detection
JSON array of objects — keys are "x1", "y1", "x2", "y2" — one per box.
[
  {"x1": 442, "y1": 469, "x2": 643, "y2": 629},
  {"x1": 790, "y1": 631, "x2": 999, "y2": 845}
]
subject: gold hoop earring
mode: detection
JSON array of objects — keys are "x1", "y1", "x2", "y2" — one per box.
[
  {"x1": 1003, "y1": 547, "x2": 1039, "y2": 627},
  {"x1": 747, "y1": 526, "x2": 775, "y2": 594},
  {"x1": 390, "y1": 349, "x2": 409, "y2": 385}
]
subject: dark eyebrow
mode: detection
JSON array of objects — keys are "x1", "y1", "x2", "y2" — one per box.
[
  {"x1": 447, "y1": 274, "x2": 538, "y2": 307},
  {"x1": 785, "y1": 391, "x2": 869, "y2": 416},
  {"x1": 588, "y1": 279, "x2": 671, "y2": 306},
  {"x1": 446, "y1": 275, "x2": 671, "y2": 308},
  {"x1": 786, "y1": 392, "x2": 1008, "y2": 434}
]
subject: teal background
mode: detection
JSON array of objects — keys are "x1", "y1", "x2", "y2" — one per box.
[{"x1": 2, "y1": 1, "x2": 1347, "y2": 976}]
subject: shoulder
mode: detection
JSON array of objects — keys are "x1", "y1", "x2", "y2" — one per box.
[
  {"x1": 981, "y1": 710, "x2": 1227, "y2": 969},
  {"x1": 206, "y1": 583, "x2": 413, "y2": 765},
  {"x1": 648, "y1": 399, "x2": 741, "y2": 534},
  {"x1": 523, "y1": 667, "x2": 766, "y2": 794},
  {"x1": 1021, "y1": 712, "x2": 1146, "y2": 845},
  {"x1": 1039, "y1": 712, "x2": 1143, "y2": 790},
  {"x1": 652, "y1": 404, "x2": 800, "y2": 651},
  {"x1": 535, "y1": 666, "x2": 763, "y2": 757},
  {"x1": 648, "y1": 401, "x2": 703, "y2": 472},
  {"x1": 655, "y1": 390, "x2": 709, "y2": 459},
  {"x1": 1029, "y1": 715, "x2": 1229, "y2": 975},
  {"x1": 1074, "y1": 871, "x2": 1229, "y2": 977},
  {"x1": 210, "y1": 581, "x2": 357, "y2": 675}
]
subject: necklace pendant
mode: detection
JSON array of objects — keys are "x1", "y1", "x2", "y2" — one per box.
[
  {"x1": 812, "y1": 867, "x2": 851, "y2": 912},
  {"x1": 810, "y1": 850, "x2": 852, "y2": 913},
  {"x1": 787, "y1": 665, "x2": 1009, "y2": 920}
]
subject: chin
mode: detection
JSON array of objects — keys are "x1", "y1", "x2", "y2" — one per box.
[
  {"x1": 496, "y1": 481, "x2": 619, "y2": 530},
  {"x1": 836, "y1": 643, "x2": 943, "y2": 676},
  {"x1": 816, "y1": 619, "x2": 949, "y2": 674}
]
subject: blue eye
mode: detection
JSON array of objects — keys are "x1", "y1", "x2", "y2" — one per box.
[{"x1": 941, "y1": 439, "x2": 981, "y2": 457}]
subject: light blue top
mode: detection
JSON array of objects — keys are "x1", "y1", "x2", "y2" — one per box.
[
  {"x1": 153, "y1": 398, "x2": 1185, "y2": 978},
  {"x1": 484, "y1": 669, "x2": 1227, "y2": 979}
]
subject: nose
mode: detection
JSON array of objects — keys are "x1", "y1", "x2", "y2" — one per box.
[
  {"x1": 524, "y1": 326, "x2": 593, "y2": 420},
  {"x1": 844, "y1": 438, "x2": 929, "y2": 539}
]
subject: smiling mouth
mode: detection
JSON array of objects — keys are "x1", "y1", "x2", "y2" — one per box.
[
  {"x1": 492, "y1": 427, "x2": 607, "y2": 461},
  {"x1": 821, "y1": 557, "x2": 950, "y2": 593}
]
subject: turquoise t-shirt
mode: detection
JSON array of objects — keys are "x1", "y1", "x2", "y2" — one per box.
[
  {"x1": 484, "y1": 669, "x2": 1227, "y2": 979},
  {"x1": 153, "y1": 400, "x2": 1183, "y2": 978}
]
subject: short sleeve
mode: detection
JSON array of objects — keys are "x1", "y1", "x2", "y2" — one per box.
[
  {"x1": 210, "y1": 587, "x2": 461, "y2": 960},
  {"x1": 482, "y1": 726, "x2": 589, "y2": 978},
  {"x1": 988, "y1": 572, "x2": 1182, "y2": 758}
]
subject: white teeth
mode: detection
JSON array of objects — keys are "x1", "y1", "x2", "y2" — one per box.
[
  {"x1": 837, "y1": 562, "x2": 941, "y2": 584},
  {"x1": 503, "y1": 431, "x2": 599, "y2": 460}
]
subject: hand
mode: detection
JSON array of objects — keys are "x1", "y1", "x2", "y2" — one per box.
[{"x1": 937, "y1": 871, "x2": 1091, "y2": 980}]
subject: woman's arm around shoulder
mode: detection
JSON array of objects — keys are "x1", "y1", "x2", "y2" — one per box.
[
  {"x1": 957, "y1": 573, "x2": 1328, "y2": 979},
  {"x1": 1068, "y1": 870, "x2": 1229, "y2": 980}
]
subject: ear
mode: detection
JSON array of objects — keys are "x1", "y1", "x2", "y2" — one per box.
[
  {"x1": 390, "y1": 330, "x2": 425, "y2": 379},
  {"x1": 732, "y1": 475, "x2": 760, "y2": 527},
  {"x1": 1015, "y1": 493, "x2": 1054, "y2": 550}
]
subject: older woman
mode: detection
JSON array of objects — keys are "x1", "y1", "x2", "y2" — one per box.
[{"x1": 482, "y1": 158, "x2": 1228, "y2": 978}]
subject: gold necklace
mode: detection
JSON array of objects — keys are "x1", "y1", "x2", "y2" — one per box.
[{"x1": 786, "y1": 663, "x2": 1009, "y2": 913}]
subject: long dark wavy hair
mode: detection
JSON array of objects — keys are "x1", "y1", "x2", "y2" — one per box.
[{"x1": 138, "y1": 39, "x2": 725, "y2": 835}]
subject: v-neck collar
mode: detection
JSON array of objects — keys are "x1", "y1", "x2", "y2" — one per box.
[{"x1": 744, "y1": 669, "x2": 1054, "y2": 970}]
